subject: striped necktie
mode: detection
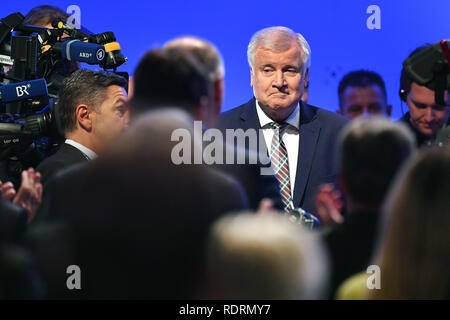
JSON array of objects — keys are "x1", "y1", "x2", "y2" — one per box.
[{"x1": 269, "y1": 122, "x2": 294, "y2": 212}]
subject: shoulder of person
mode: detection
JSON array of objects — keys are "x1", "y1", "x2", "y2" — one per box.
[
  {"x1": 305, "y1": 103, "x2": 349, "y2": 130},
  {"x1": 217, "y1": 99, "x2": 254, "y2": 126}
]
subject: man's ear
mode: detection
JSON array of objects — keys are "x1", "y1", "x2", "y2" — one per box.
[
  {"x1": 75, "y1": 104, "x2": 92, "y2": 131},
  {"x1": 303, "y1": 68, "x2": 309, "y2": 88},
  {"x1": 250, "y1": 68, "x2": 254, "y2": 88},
  {"x1": 213, "y1": 78, "x2": 224, "y2": 108},
  {"x1": 386, "y1": 104, "x2": 392, "y2": 117},
  {"x1": 211, "y1": 78, "x2": 224, "y2": 122},
  {"x1": 194, "y1": 96, "x2": 210, "y2": 123}
]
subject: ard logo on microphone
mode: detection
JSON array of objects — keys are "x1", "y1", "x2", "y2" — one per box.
[
  {"x1": 16, "y1": 84, "x2": 31, "y2": 97},
  {"x1": 79, "y1": 52, "x2": 92, "y2": 58},
  {"x1": 96, "y1": 49, "x2": 105, "y2": 60}
]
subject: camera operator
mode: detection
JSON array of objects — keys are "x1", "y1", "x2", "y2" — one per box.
[
  {"x1": 36, "y1": 69, "x2": 130, "y2": 187},
  {"x1": 23, "y1": 5, "x2": 68, "y2": 29},
  {"x1": 0, "y1": 5, "x2": 79, "y2": 188},
  {"x1": 22, "y1": 5, "x2": 78, "y2": 71},
  {"x1": 398, "y1": 44, "x2": 450, "y2": 147}
]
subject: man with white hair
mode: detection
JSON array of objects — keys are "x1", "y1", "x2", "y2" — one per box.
[{"x1": 217, "y1": 26, "x2": 348, "y2": 214}]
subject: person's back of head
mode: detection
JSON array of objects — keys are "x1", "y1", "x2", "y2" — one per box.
[
  {"x1": 204, "y1": 212, "x2": 328, "y2": 299},
  {"x1": 339, "y1": 117, "x2": 416, "y2": 210},
  {"x1": 338, "y1": 70, "x2": 391, "y2": 119},
  {"x1": 36, "y1": 109, "x2": 216, "y2": 299},
  {"x1": 371, "y1": 146, "x2": 450, "y2": 299},
  {"x1": 164, "y1": 36, "x2": 224, "y2": 82},
  {"x1": 163, "y1": 37, "x2": 225, "y2": 127},
  {"x1": 132, "y1": 47, "x2": 212, "y2": 116}
]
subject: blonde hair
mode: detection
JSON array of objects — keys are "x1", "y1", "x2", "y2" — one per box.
[
  {"x1": 206, "y1": 212, "x2": 328, "y2": 299},
  {"x1": 370, "y1": 147, "x2": 450, "y2": 299}
]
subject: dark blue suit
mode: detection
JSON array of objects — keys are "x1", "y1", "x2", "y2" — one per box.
[{"x1": 216, "y1": 98, "x2": 349, "y2": 214}]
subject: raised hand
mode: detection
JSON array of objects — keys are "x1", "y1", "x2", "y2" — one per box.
[
  {"x1": 12, "y1": 168, "x2": 43, "y2": 222},
  {"x1": 315, "y1": 184, "x2": 344, "y2": 225}
]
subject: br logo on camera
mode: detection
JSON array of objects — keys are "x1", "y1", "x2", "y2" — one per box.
[{"x1": 15, "y1": 84, "x2": 31, "y2": 97}]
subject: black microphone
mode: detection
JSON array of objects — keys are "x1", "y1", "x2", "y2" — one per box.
[{"x1": 54, "y1": 40, "x2": 106, "y2": 65}]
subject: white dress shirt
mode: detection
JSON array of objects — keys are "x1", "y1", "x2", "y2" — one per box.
[
  {"x1": 65, "y1": 139, "x2": 98, "y2": 160},
  {"x1": 256, "y1": 101, "x2": 300, "y2": 197}
]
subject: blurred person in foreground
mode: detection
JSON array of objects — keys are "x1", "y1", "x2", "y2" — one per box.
[
  {"x1": 370, "y1": 147, "x2": 450, "y2": 299},
  {"x1": 32, "y1": 109, "x2": 247, "y2": 299},
  {"x1": 203, "y1": 212, "x2": 329, "y2": 299},
  {"x1": 319, "y1": 117, "x2": 415, "y2": 298},
  {"x1": 337, "y1": 147, "x2": 450, "y2": 299},
  {"x1": 163, "y1": 36, "x2": 225, "y2": 128},
  {"x1": 1, "y1": 168, "x2": 42, "y2": 228}
]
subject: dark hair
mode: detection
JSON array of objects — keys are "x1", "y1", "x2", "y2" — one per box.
[
  {"x1": 132, "y1": 47, "x2": 212, "y2": 113},
  {"x1": 399, "y1": 44, "x2": 432, "y2": 97},
  {"x1": 339, "y1": 117, "x2": 415, "y2": 207},
  {"x1": 57, "y1": 69, "x2": 127, "y2": 133},
  {"x1": 338, "y1": 70, "x2": 387, "y2": 109},
  {"x1": 24, "y1": 5, "x2": 68, "y2": 26}
]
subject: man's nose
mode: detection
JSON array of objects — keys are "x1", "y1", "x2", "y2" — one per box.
[
  {"x1": 273, "y1": 71, "x2": 286, "y2": 88},
  {"x1": 424, "y1": 107, "x2": 435, "y2": 122},
  {"x1": 361, "y1": 108, "x2": 371, "y2": 117}
]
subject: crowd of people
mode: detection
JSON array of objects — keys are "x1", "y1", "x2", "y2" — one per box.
[{"x1": 0, "y1": 5, "x2": 449, "y2": 299}]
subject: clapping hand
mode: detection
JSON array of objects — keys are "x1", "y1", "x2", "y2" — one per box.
[{"x1": 0, "y1": 168, "x2": 43, "y2": 222}]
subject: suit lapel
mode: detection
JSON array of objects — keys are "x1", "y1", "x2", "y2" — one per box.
[
  {"x1": 239, "y1": 98, "x2": 269, "y2": 157},
  {"x1": 293, "y1": 102, "x2": 321, "y2": 207},
  {"x1": 239, "y1": 98, "x2": 261, "y2": 131},
  {"x1": 239, "y1": 98, "x2": 321, "y2": 207}
]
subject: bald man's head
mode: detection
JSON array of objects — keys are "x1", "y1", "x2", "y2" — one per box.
[
  {"x1": 164, "y1": 36, "x2": 225, "y2": 127},
  {"x1": 164, "y1": 36, "x2": 224, "y2": 81}
]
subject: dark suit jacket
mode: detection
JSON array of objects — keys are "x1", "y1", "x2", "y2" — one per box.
[
  {"x1": 36, "y1": 143, "x2": 88, "y2": 187},
  {"x1": 31, "y1": 158, "x2": 249, "y2": 299},
  {"x1": 35, "y1": 150, "x2": 249, "y2": 222},
  {"x1": 211, "y1": 144, "x2": 281, "y2": 210},
  {"x1": 216, "y1": 98, "x2": 349, "y2": 214},
  {"x1": 0, "y1": 200, "x2": 28, "y2": 243},
  {"x1": 323, "y1": 210, "x2": 380, "y2": 299}
]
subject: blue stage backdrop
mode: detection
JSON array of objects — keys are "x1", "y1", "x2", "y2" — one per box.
[{"x1": 2, "y1": 1, "x2": 449, "y2": 119}]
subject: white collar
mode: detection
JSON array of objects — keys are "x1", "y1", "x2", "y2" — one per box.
[
  {"x1": 255, "y1": 100, "x2": 300, "y2": 130},
  {"x1": 65, "y1": 139, "x2": 98, "y2": 160}
]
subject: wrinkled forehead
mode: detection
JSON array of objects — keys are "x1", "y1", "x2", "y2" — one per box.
[
  {"x1": 257, "y1": 36, "x2": 298, "y2": 52},
  {"x1": 254, "y1": 43, "x2": 304, "y2": 68}
]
